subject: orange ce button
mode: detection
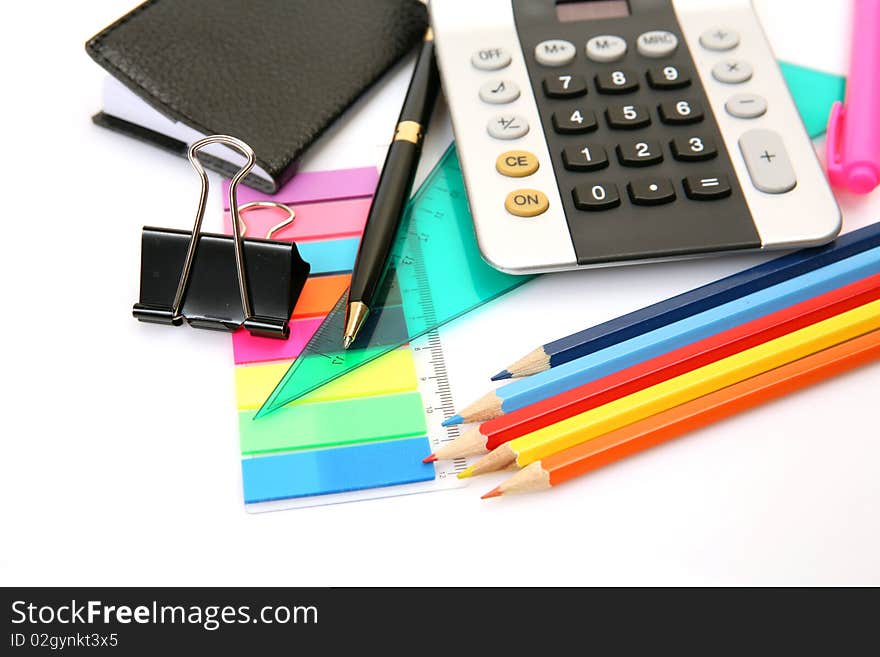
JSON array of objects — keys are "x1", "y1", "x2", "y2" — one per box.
[
  {"x1": 496, "y1": 150, "x2": 539, "y2": 178},
  {"x1": 505, "y1": 189, "x2": 549, "y2": 217}
]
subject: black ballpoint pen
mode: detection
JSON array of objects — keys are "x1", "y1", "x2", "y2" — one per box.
[{"x1": 343, "y1": 27, "x2": 441, "y2": 349}]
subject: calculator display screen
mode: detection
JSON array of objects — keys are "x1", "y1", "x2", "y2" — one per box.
[{"x1": 556, "y1": 0, "x2": 630, "y2": 22}]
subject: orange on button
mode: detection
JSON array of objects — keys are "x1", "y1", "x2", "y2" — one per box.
[
  {"x1": 496, "y1": 150, "x2": 539, "y2": 177},
  {"x1": 505, "y1": 189, "x2": 549, "y2": 217}
]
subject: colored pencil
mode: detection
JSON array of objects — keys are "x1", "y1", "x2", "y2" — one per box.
[
  {"x1": 482, "y1": 329, "x2": 880, "y2": 497},
  {"x1": 445, "y1": 245, "x2": 880, "y2": 425},
  {"x1": 424, "y1": 272, "x2": 880, "y2": 461},
  {"x1": 460, "y1": 298, "x2": 880, "y2": 476},
  {"x1": 490, "y1": 223, "x2": 880, "y2": 380}
]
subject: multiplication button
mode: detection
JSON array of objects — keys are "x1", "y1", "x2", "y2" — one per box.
[
  {"x1": 573, "y1": 182, "x2": 621, "y2": 211},
  {"x1": 586, "y1": 35, "x2": 627, "y2": 62},
  {"x1": 487, "y1": 114, "x2": 529, "y2": 139},
  {"x1": 471, "y1": 48, "x2": 511, "y2": 71},
  {"x1": 712, "y1": 60, "x2": 752, "y2": 84},
  {"x1": 505, "y1": 189, "x2": 549, "y2": 217},
  {"x1": 535, "y1": 39, "x2": 576, "y2": 66},
  {"x1": 496, "y1": 150, "x2": 539, "y2": 178},
  {"x1": 479, "y1": 79, "x2": 520, "y2": 104}
]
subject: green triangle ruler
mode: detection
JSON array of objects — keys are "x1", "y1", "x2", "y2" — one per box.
[{"x1": 257, "y1": 144, "x2": 531, "y2": 417}]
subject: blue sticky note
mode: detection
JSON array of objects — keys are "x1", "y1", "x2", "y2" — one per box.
[
  {"x1": 296, "y1": 237, "x2": 359, "y2": 275},
  {"x1": 779, "y1": 60, "x2": 846, "y2": 138},
  {"x1": 241, "y1": 437, "x2": 435, "y2": 503}
]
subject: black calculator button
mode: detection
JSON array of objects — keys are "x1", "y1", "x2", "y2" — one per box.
[
  {"x1": 605, "y1": 104, "x2": 651, "y2": 129},
  {"x1": 670, "y1": 135, "x2": 717, "y2": 161},
  {"x1": 562, "y1": 144, "x2": 609, "y2": 171},
  {"x1": 543, "y1": 74, "x2": 588, "y2": 98},
  {"x1": 552, "y1": 108, "x2": 597, "y2": 134},
  {"x1": 627, "y1": 178, "x2": 676, "y2": 205},
  {"x1": 595, "y1": 69, "x2": 639, "y2": 94},
  {"x1": 616, "y1": 140, "x2": 663, "y2": 167},
  {"x1": 573, "y1": 183, "x2": 621, "y2": 211},
  {"x1": 646, "y1": 65, "x2": 691, "y2": 90},
  {"x1": 658, "y1": 99, "x2": 704, "y2": 125},
  {"x1": 683, "y1": 175, "x2": 732, "y2": 200}
]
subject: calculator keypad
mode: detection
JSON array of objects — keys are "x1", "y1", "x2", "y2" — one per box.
[
  {"x1": 646, "y1": 65, "x2": 690, "y2": 90},
  {"x1": 562, "y1": 144, "x2": 609, "y2": 171},
  {"x1": 595, "y1": 69, "x2": 639, "y2": 94},
  {"x1": 606, "y1": 103, "x2": 651, "y2": 129},
  {"x1": 552, "y1": 108, "x2": 597, "y2": 134},
  {"x1": 617, "y1": 139, "x2": 663, "y2": 167},
  {"x1": 658, "y1": 99, "x2": 704, "y2": 125},
  {"x1": 628, "y1": 178, "x2": 676, "y2": 205},
  {"x1": 542, "y1": 74, "x2": 588, "y2": 98}
]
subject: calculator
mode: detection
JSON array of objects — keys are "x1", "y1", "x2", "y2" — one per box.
[{"x1": 430, "y1": 0, "x2": 841, "y2": 274}]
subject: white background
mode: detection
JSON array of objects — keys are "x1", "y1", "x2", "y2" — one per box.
[{"x1": 1, "y1": 1, "x2": 877, "y2": 586}]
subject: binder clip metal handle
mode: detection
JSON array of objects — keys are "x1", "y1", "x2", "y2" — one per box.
[{"x1": 133, "y1": 135, "x2": 311, "y2": 339}]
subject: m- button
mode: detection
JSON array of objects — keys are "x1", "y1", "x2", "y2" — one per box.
[
  {"x1": 505, "y1": 189, "x2": 549, "y2": 217},
  {"x1": 496, "y1": 150, "x2": 540, "y2": 177}
]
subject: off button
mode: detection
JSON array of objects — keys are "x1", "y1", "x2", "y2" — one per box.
[
  {"x1": 496, "y1": 150, "x2": 540, "y2": 177},
  {"x1": 505, "y1": 189, "x2": 549, "y2": 217}
]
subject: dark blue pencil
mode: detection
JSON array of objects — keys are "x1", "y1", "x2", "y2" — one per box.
[{"x1": 491, "y1": 223, "x2": 880, "y2": 380}]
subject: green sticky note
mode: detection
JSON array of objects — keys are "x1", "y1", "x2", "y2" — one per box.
[
  {"x1": 779, "y1": 60, "x2": 846, "y2": 138},
  {"x1": 239, "y1": 392, "x2": 427, "y2": 455}
]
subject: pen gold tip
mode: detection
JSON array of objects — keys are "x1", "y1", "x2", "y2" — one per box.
[
  {"x1": 342, "y1": 336, "x2": 353, "y2": 350},
  {"x1": 342, "y1": 301, "x2": 370, "y2": 350}
]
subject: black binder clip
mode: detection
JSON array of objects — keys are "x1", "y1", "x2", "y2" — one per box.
[{"x1": 133, "y1": 135, "x2": 310, "y2": 339}]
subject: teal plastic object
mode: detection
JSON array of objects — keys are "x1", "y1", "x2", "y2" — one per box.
[
  {"x1": 779, "y1": 60, "x2": 846, "y2": 138},
  {"x1": 257, "y1": 145, "x2": 532, "y2": 416}
]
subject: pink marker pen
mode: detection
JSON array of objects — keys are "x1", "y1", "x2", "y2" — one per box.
[{"x1": 826, "y1": 0, "x2": 880, "y2": 194}]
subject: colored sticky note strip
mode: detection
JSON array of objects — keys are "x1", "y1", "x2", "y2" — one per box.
[
  {"x1": 233, "y1": 317, "x2": 323, "y2": 365},
  {"x1": 296, "y1": 237, "x2": 359, "y2": 275},
  {"x1": 241, "y1": 436, "x2": 435, "y2": 503},
  {"x1": 238, "y1": 392, "x2": 427, "y2": 454},
  {"x1": 292, "y1": 274, "x2": 351, "y2": 319},
  {"x1": 779, "y1": 60, "x2": 845, "y2": 138},
  {"x1": 224, "y1": 167, "x2": 379, "y2": 208},
  {"x1": 225, "y1": 197, "x2": 372, "y2": 242},
  {"x1": 234, "y1": 347, "x2": 417, "y2": 410}
]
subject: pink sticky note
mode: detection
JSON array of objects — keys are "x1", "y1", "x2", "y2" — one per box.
[
  {"x1": 224, "y1": 196, "x2": 372, "y2": 242},
  {"x1": 232, "y1": 317, "x2": 324, "y2": 365},
  {"x1": 224, "y1": 168, "x2": 379, "y2": 209}
]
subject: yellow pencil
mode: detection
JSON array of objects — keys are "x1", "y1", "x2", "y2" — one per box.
[{"x1": 460, "y1": 298, "x2": 880, "y2": 477}]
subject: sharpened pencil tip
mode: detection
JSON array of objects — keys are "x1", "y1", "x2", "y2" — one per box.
[
  {"x1": 442, "y1": 414, "x2": 463, "y2": 427},
  {"x1": 490, "y1": 370, "x2": 512, "y2": 381},
  {"x1": 481, "y1": 487, "x2": 502, "y2": 499},
  {"x1": 458, "y1": 466, "x2": 475, "y2": 479},
  {"x1": 422, "y1": 454, "x2": 438, "y2": 463}
]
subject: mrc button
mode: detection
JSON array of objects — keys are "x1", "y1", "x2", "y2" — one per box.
[
  {"x1": 505, "y1": 189, "x2": 549, "y2": 217},
  {"x1": 496, "y1": 151, "x2": 540, "y2": 177}
]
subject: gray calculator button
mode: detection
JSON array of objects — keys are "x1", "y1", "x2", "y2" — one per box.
[
  {"x1": 636, "y1": 30, "x2": 678, "y2": 58},
  {"x1": 699, "y1": 27, "x2": 740, "y2": 51},
  {"x1": 712, "y1": 60, "x2": 753, "y2": 84},
  {"x1": 487, "y1": 114, "x2": 529, "y2": 139},
  {"x1": 479, "y1": 79, "x2": 520, "y2": 104},
  {"x1": 586, "y1": 35, "x2": 627, "y2": 62},
  {"x1": 739, "y1": 129, "x2": 796, "y2": 194},
  {"x1": 535, "y1": 39, "x2": 576, "y2": 66},
  {"x1": 725, "y1": 93, "x2": 768, "y2": 118},
  {"x1": 472, "y1": 48, "x2": 512, "y2": 71}
]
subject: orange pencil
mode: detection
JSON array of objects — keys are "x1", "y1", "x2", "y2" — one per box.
[{"x1": 483, "y1": 329, "x2": 880, "y2": 498}]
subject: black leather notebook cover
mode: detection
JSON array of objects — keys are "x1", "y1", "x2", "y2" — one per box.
[{"x1": 86, "y1": 0, "x2": 428, "y2": 192}]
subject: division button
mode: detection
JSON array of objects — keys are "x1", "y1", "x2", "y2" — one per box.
[
  {"x1": 552, "y1": 107, "x2": 597, "y2": 134},
  {"x1": 616, "y1": 139, "x2": 663, "y2": 167},
  {"x1": 670, "y1": 135, "x2": 718, "y2": 161},
  {"x1": 535, "y1": 39, "x2": 576, "y2": 66},
  {"x1": 479, "y1": 79, "x2": 520, "y2": 104},
  {"x1": 496, "y1": 150, "x2": 540, "y2": 177},
  {"x1": 712, "y1": 60, "x2": 753, "y2": 84},
  {"x1": 543, "y1": 73, "x2": 588, "y2": 98},
  {"x1": 699, "y1": 27, "x2": 740, "y2": 51},
  {"x1": 562, "y1": 143, "x2": 609, "y2": 171},
  {"x1": 658, "y1": 99, "x2": 704, "y2": 124},
  {"x1": 471, "y1": 47, "x2": 512, "y2": 71},
  {"x1": 586, "y1": 35, "x2": 627, "y2": 62},
  {"x1": 636, "y1": 30, "x2": 678, "y2": 58},
  {"x1": 487, "y1": 114, "x2": 529, "y2": 139},
  {"x1": 595, "y1": 68, "x2": 639, "y2": 94},
  {"x1": 725, "y1": 93, "x2": 768, "y2": 118},
  {"x1": 606, "y1": 103, "x2": 651, "y2": 129},
  {"x1": 573, "y1": 182, "x2": 621, "y2": 211},
  {"x1": 647, "y1": 65, "x2": 691, "y2": 89},
  {"x1": 739, "y1": 129, "x2": 797, "y2": 194},
  {"x1": 683, "y1": 175, "x2": 732, "y2": 200},
  {"x1": 627, "y1": 178, "x2": 676, "y2": 205},
  {"x1": 505, "y1": 189, "x2": 549, "y2": 217}
]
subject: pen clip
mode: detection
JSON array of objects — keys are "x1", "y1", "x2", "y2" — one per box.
[{"x1": 825, "y1": 101, "x2": 846, "y2": 182}]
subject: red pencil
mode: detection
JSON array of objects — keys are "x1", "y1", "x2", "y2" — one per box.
[{"x1": 425, "y1": 272, "x2": 880, "y2": 462}]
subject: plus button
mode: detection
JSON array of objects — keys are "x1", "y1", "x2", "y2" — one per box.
[{"x1": 760, "y1": 150, "x2": 776, "y2": 163}]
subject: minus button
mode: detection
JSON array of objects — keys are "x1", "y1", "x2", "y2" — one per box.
[{"x1": 725, "y1": 93, "x2": 768, "y2": 119}]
